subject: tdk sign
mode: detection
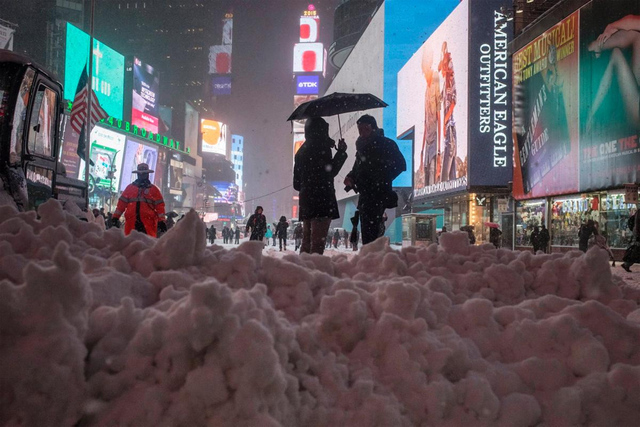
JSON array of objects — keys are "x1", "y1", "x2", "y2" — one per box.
[{"x1": 296, "y1": 76, "x2": 319, "y2": 95}]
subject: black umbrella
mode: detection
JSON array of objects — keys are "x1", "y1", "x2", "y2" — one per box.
[{"x1": 287, "y1": 92, "x2": 388, "y2": 138}]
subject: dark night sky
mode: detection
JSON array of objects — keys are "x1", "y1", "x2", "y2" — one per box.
[{"x1": 219, "y1": 0, "x2": 341, "y2": 220}]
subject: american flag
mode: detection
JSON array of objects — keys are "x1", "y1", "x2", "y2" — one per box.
[{"x1": 69, "y1": 65, "x2": 108, "y2": 135}]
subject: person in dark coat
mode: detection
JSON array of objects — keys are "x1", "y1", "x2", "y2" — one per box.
[
  {"x1": 622, "y1": 210, "x2": 639, "y2": 272},
  {"x1": 350, "y1": 213, "x2": 360, "y2": 251},
  {"x1": 343, "y1": 228, "x2": 349, "y2": 249},
  {"x1": 293, "y1": 223, "x2": 303, "y2": 251},
  {"x1": 221, "y1": 226, "x2": 228, "y2": 244},
  {"x1": 578, "y1": 219, "x2": 596, "y2": 252},
  {"x1": 539, "y1": 224, "x2": 550, "y2": 253},
  {"x1": 234, "y1": 227, "x2": 240, "y2": 244},
  {"x1": 489, "y1": 227, "x2": 502, "y2": 249},
  {"x1": 333, "y1": 229, "x2": 341, "y2": 248},
  {"x1": 209, "y1": 225, "x2": 216, "y2": 245},
  {"x1": 275, "y1": 216, "x2": 289, "y2": 251},
  {"x1": 343, "y1": 115, "x2": 406, "y2": 245},
  {"x1": 293, "y1": 117, "x2": 348, "y2": 254},
  {"x1": 246, "y1": 206, "x2": 267, "y2": 241},
  {"x1": 530, "y1": 226, "x2": 541, "y2": 252}
]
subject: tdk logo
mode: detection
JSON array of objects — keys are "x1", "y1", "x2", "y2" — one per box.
[{"x1": 296, "y1": 76, "x2": 320, "y2": 95}]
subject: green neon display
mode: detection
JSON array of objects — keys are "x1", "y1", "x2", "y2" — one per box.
[{"x1": 100, "y1": 117, "x2": 190, "y2": 154}]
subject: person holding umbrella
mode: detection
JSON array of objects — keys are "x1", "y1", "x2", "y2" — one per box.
[
  {"x1": 293, "y1": 117, "x2": 347, "y2": 255},
  {"x1": 343, "y1": 115, "x2": 406, "y2": 245}
]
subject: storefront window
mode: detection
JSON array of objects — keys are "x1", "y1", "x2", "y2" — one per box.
[
  {"x1": 551, "y1": 192, "x2": 634, "y2": 248},
  {"x1": 515, "y1": 199, "x2": 546, "y2": 247}
]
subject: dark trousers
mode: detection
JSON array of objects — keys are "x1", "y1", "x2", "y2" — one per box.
[
  {"x1": 359, "y1": 197, "x2": 386, "y2": 245},
  {"x1": 279, "y1": 237, "x2": 287, "y2": 250},
  {"x1": 301, "y1": 218, "x2": 331, "y2": 254}
]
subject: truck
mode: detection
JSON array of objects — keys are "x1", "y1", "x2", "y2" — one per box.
[{"x1": 0, "y1": 49, "x2": 87, "y2": 213}]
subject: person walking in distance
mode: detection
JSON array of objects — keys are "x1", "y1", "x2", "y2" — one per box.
[
  {"x1": 538, "y1": 224, "x2": 550, "y2": 253},
  {"x1": 293, "y1": 222, "x2": 303, "y2": 251},
  {"x1": 530, "y1": 225, "x2": 541, "y2": 253},
  {"x1": 343, "y1": 115, "x2": 406, "y2": 245},
  {"x1": 111, "y1": 163, "x2": 166, "y2": 237},
  {"x1": 234, "y1": 227, "x2": 240, "y2": 244},
  {"x1": 246, "y1": 206, "x2": 267, "y2": 241},
  {"x1": 343, "y1": 228, "x2": 349, "y2": 249},
  {"x1": 209, "y1": 225, "x2": 216, "y2": 245},
  {"x1": 265, "y1": 225, "x2": 273, "y2": 246},
  {"x1": 293, "y1": 117, "x2": 348, "y2": 255},
  {"x1": 276, "y1": 216, "x2": 289, "y2": 251},
  {"x1": 350, "y1": 212, "x2": 360, "y2": 251}
]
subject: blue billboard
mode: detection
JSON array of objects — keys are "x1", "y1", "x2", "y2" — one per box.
[
  {"x1": 383, "y1": 0, "x2": 458, "y2": 188},
  {"x1": 296, "y1": 75, "x2": 320, "y2": 95},
  {"x1": 212, "y1": 76, "x2": 232, "y2": 96}
]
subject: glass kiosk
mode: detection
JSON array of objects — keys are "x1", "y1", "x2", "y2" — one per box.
[{"x1": 402, "y1": 214, "x2": 438, "y2": 247}]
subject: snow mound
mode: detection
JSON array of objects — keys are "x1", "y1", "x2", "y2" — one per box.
[{"x1": 1, "y1": 199, "x2": 640, "y2": 426}]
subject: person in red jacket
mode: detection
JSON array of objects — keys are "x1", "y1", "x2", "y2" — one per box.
[{"x1": 111, "y1": 163, "x2": 166, "y2": 237}]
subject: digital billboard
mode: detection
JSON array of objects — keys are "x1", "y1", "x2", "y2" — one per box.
[
  {"x1": 184, "y1": 103, "x2": 199, "y2": 154},
  {"x1": 383, "y1": 0, "x2": 461, "y2": 188},
  {"x1": 397, "y1": 1, "x2": 469, "y2": 198},
  {"x1": 293, "y1": 43, "x2": 324, "y2": 73},
  {"x1": 119, "y1": 139, "x2": 158, "y2": 191},
  {"x1": 212, "y1": 76, "x2": 232, "y2": 95},
  {"x1": 211, "y1": 181, "x2": 238, "y2": 204},
  {"x1": 88, "y1": 127, "x2": 126, "y2": 192},
  {"x1": 132, "y1": 57, "x2": 160, "y2": 133},
  {"x1": 209, "y1": 45, "x2": 232, "y2": 74},
  {"x1": 513, "y1": 12, "x2": 580, "y2": 199},
  {"x1": 296, "y1": 75, "x2": 319, "y2": 94},
  {"x1": 0, "y1": 24, "x2": 15, "y2": 51},
  {"x1": 64, "y1": 23, "x2": 124, "y2": 119},
  {"x1": 300, "y1": 16, "x2": 320, "y2": 43},
  {"x1": 511, "y1": 0, "x2": 640, "y2": 199},
  {"x1": 201, "y1": 119, "x2": 227, "y2": 156}
]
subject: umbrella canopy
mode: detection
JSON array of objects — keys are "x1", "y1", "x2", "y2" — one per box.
[
  {"x1": 287, "y1": 92, "x2": 388, "y2": 121},
  {"x1": 484, "y1": 222, "x2": 500, "y2": 228}
]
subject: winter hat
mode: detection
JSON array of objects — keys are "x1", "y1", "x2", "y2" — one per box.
[
  {"x1": 356, "y1": 114, "x2": 378, "y2": 129},
  {"x1": 304, "y1": 117, "x2": 329, "y2": 138},
  {"x1": 132, "y1": 163, "x2": 154, "y2": 174}
]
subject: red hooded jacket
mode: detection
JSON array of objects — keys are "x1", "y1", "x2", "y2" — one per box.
[{"x1": 113, "y1": 179, "x2": 165, "y2": 237}]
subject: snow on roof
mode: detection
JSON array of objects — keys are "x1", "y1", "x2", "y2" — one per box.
[{"x1": 1, "y1": 199, "x2": 640, "y2": 426}]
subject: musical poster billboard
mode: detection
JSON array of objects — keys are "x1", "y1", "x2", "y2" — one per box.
[{"x1": 132, "y1": 57, "x2": 160, "y2": 133}]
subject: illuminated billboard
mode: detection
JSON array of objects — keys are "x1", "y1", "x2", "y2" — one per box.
[
  {"x1": 168, "y1": 153, "x2": 185, "y2": 196},
  {"x1": 88, "y1": 127, "x2": 126, "y2": 192},
  {"x1": 293, "y1": 43, "x2": 324, "y2": 73},
  {"x1": 211, "y1": 181, "x2": 238, "y2": 204},
  {"x1": 212, "y1": 76, "x2": 232, "y2": 95},
  {"x1": 209, "y1": 45, "x2": 232, "y2": 74},
  {"x1": 184, "y1": 103, "x2": 199, "y2": 154},
  {"x1": 119, "y1": 139, "x2": 159, "y2": 191},
  {"x1": 64, "y1": 23, "x2": 124, "y2": 119},
  {"x1": 397, "y1": 1, "x2": 469, "y2": 198},
  {"x1": 201, "y1": 119, "x2": 227, "y2": 156},
  {"x1": 300, "y1": 16, "x2": 320, "y2": 43},
  {"x1": 296, "y1": 75, "x2": 319, "y2": 94},
  {"x1": 132, "y1": 57, "x2": 160, "y2": 133}
]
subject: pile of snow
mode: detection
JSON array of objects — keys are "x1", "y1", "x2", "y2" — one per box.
[{"x1": 2, "y1": 200, "x2": 640, "y2": 426}]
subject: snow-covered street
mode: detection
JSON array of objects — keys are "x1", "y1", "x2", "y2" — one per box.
[{"x1": 2, "y1": 201, "x2": 640, "y2": 426}]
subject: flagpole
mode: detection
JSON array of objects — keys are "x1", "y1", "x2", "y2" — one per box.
[{"x1": 85, "y1": 0, "x2": 95, "y2": 205}]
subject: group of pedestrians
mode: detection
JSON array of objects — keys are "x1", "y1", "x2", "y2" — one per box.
[
  {"x1": 244, "y1": 208, "x2": 292, "y2": 251},
  {"x1": 293, "y1": 114, "x2": 406, "y2": 255}
]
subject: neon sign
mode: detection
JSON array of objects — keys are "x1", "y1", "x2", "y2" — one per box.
[{"x1": 100, "y1": 117, "x2": 190, "y2": 154}]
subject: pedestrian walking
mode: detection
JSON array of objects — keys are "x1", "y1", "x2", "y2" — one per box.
[
  {"x1": 293, "y1": 117, "x2": 348, "y2": 255},
  {"x1": 221, "y1": 227, "x2": 227, "y2": 244},
  {"x1": 350, "y1": 212, "x2": 360, "y2": 251},
  {"x1": 111, "y1": 163, "x2": 166, "y2": 237},
  {"x1": 343, "y1": 228, "x2": 349, "y2": 249},
  {"x1": 333, "y1": 229, "x2": 341, "y2": 248},
  {"x1": 622, "y1": 210, "x2": 639, "y2": 272},
  {"x1": 276, "y1": 216, "x2": 289, "y2": 251},
  {"x1": 343, "y1": 115, "x2": 406, "y2": 245},
  {"x1": 234, "y1": 227, "x2": 240, "y2": 244},
  {"x1": 271, "y1": 223, "x2": 277, "y2": 246},
  {"x1": 539, "y1": 224, "x2": 550, "y2": 253},
  {"x1": 293, "y1": 223, "x2": 303, "y2": 251},
  {"x1": 461, "y1": 225, "x2": 476, "y2": 245},
  {"x1": 209, "y1": 225, "x2": 216, "y2": 245},
  {"x1": 578, "y1": 219, "x2": 596, "y2": 252},
  {"x1": 530, "y1": 225, "x2": 541, "y2": 252},
  {"x1": 246, "y1": 206, "x2": 267, "y2": 241},
  {"x1": 489, "y1": 226, "x2": 503, "y2": 249},
  {"x1": 265, "y1": 225, "x2": 273, "y2": 246}
]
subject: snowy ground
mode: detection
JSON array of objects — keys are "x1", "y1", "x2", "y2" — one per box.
[{"x1": 2, "y1": 201, "x2": 640, "y2": 426}]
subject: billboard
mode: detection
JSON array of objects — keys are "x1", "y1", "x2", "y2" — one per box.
[
  {"x1": 512, "y1": 0, "x2": 640, "y2": 199},
  {"x1": 300, "y1": 16, "x2": 320, "y2": 43},
  {"x1": 212, "y1": 76, "x2": 232, "y2": 95},
  {"x1": 184, "y1": 103, "x2": 199, "y2": 154},
  {"x1": 209, "y1": 45, "x2": 232, "y2": 74},
  {"x1": 60, "y1": 115, "x2": 81, "y2": 178},
  {"x1": 296, "y1": 75, "x2": 319, "y2": 94},
  {"x1": 168, "y1": 153, "x2": 185, "y2": 196},
  {"x1": 0, "y1": 23, "x2": 15, "y2": 50},
  {"x1": 88, "y1": 127, "x2": 126, "y2": 192},
  {"x1": 513, "y1": 12, "x2": 580, "y2": 199},
  {"x1": 64, "y1": 23, "x2": 125, "y2": 119},
  {"x1": 119, "y1": 139, "x2": 159, "y2": 191},
  {"x1": 466, "y1": 0, "x2": 513, "y2": 187},
  {"x1": 293, "y1": 42, "x2": 324, "y2": 73},
  {"x1": 578, "y1": 0, "x2": 640, "y2": 191},
  {"x1": 397, "y1": 1, "x2": 469, "y2": 198},
  {"x1": 211, "y1": 181, "x2": 239, "y2": 204},
  {"x1": 201, "y1": 119, "x2": 227, "y2": 156},
  {"x1": 132, "y1": 57, "x2": 160, "y2": 133}
]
